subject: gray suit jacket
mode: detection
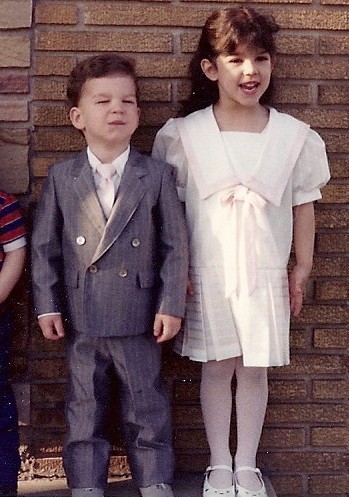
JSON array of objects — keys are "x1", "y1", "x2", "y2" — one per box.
[{"x1": 31, "y1": 147, "x2": 189, "y2": 337}]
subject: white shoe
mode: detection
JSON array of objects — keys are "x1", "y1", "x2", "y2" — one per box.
[
  {"x1": 234, "y1": 467, "x2": 267, "y2": 497},
  {"x1": 140, "y1": 483, "x2": 174, "y2": 497},
  {"x1": 203, "y1": 465, "x2": 235, "y2": 496}
]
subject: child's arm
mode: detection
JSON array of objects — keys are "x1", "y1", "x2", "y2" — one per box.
[
  {"x1": 153, "y1": 313, "x2": 182, "y2": 344},
  {"x1": 289, "y1": 202, "x2": 315, "y2": 316},
  {"x1": 0, "y1": 246, "x2": 26, "y2": 304}
]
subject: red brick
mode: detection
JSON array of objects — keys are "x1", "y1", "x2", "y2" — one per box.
[
  {"x1": 309, "y1": 474, "x2": 349, "y2": 494},
  {"x1": 289, "y1": 328, "x2": 309, "y2": 349},
  {"x1": 36, "y1": 31, "x2": 172, "y2": 53},
  {"x1": 30, "y1": 358, "x2": 67, "y2": 380},
  {"x1": 320, "y1": 35, "x2": 349, "y2": 54},
  {"x1": 0, "y1": 36, "x2": 30, "y2": 68},
  {"x1": 265, "y1": 403, "x2": 346, "y2": 424},
  {"x1": 319, "y1": 84, "x2": 349, "y2": 105},
  {"x1": 268, "y1": 380, "x2": 308, "y2": 401},
  {"x1": 0, "y1": 0, "x2": 32, "y2": 29},
  {"x1": 311, "y1": 427, "x2": 349, "y2": 447},
  {"x1": 260, "y1": 451, "x2": 347, "y2": 473},
  {"x1": 312, "y1": 379, "x2": 349, "y2": 400},
  {"x1": 315, "y1": 208, "x2": 349, "y2": 230},
  {"x1": 35, "y1": 3, "x2": 78, "y2": 25},
  {"x1": 328, "y1": 158, "x2": 349, "y2": 179},
  {"x1": 0, "y1": 74, "x2": 29, "y2": 93},
  {"x1": 271, "y1": 354, "x2": 347, "y2": 376},
  {"x1": 34, "y1": 55, "x2": 76, "y2": 76},
  {"x1": 34, "y1": 128, "x2": 84, "y2": 152},
  {"x1": 315, "y1": 281, "x2": 349, "y2": 300},
  {"x1": 84, "y1": 5, "x2": 212, "y2": 27},
  {"x1": 31, "y1": 383, "x2": 67, "y2": 405},
  {"x1": 320, "y1": 131, "x2": 349, "y2": 153},
  {"x1": 321, "y1": 184, "x2": 349, "y2": 204},
  {"x1": 33, "y1": 78, "x2": 67, "y2": 101},
  {"x1": 260, "y1": 428, "x2": 305, "y2": 448},
  {"x1": 273, "y1": 83, "x2": 312, "y2": 104},
  {"x1": 0, "y1": 100, "x2": 28, "y2": 122},
  {"x1": 313, "y1": 328, "x2": 349, "y2": 349},
  {"x1": 31, "y1": 407, "x2": 66, "y2": 429},
  {"x1": 317, "y1": 233, "x2": 349, "y2": 253},
  {"x1": 275, "y1": 57, "x2": 349, "y2": 80}
]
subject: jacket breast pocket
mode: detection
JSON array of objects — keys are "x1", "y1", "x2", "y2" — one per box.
[{"x1": 137, "y1": 271, "x2": 155, "y2": 289}]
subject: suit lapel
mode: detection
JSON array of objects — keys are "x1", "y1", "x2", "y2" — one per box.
[
  {"x1": 92, "y1": 148, "x2": 147, "y2": 262},
  {"x1": 71, "y1": 150, "x2": 106, "y2": 237}
]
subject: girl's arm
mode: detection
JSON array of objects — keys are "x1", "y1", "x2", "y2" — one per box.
[{"x1": 289, "y1": 202, "x2": 315, "y2": 316}]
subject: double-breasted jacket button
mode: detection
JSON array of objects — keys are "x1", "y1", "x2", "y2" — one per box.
[
  {"x1": 118, "y1": 268, "x2": 128, "y2": 278},
  {"x1": 131, "y1": 238, "x2": 141, "y2": 248},
  {"x1": 76, "y1": 236, "x2": 86, "y2": 246},
  {"x1": 88, "y1": 264, "x2": 98, "y2": 273}
]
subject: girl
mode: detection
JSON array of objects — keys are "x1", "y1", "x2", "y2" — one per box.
[{"x1": 152, "y1": 7, "x2": 330, "y2": 497}]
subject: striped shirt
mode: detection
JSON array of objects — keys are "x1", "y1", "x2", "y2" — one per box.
[{"x1": 0, "y1": 190, "x2": 26, "y2": 271}]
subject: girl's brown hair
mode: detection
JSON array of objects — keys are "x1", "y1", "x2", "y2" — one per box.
[{"x1": 180, "y1": 7, "x2": 279, "y2": 116}]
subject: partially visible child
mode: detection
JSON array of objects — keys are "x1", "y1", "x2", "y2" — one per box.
[
  {"x1": 0, "y1": 190, "x2": 26, "y2": 497},
  {"x1": 152, "y1": 7, "x2": 330, "y2": 497},
  {"x1": 31, "y1": 54, "x2": 188, "y2": 497}
]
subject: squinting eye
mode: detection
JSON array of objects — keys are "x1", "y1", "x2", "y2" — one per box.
[
  {"x1": 97, "y1": 100, "x2": 109, "y2": 104},
  {"x1": 123, "y1": 100, "x2": 136, "y2": 104}
]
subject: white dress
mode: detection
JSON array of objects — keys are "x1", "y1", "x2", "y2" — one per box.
[{"x1": 152, "y1": 106, "x2": 330, "y2": 367}]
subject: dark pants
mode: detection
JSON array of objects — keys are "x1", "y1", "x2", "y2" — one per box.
[
  {"x1": 63, "y1": 332, "x2": 174, "y2": 490},
  {"x1": 0, "y1": 308, "x2": 20, "y2": 491}
]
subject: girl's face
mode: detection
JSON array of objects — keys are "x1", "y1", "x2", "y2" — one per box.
[{"x1": 201, "y1": 43, "x2": 274, "y2": 110}]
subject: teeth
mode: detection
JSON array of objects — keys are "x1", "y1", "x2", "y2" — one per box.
[{"x1": 242, "y1": 83, "x2": 257, "y2": 89}]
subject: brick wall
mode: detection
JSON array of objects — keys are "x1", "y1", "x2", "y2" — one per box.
[{"x1": 1, "y1": 0, "x2": 348, "y2": 495}]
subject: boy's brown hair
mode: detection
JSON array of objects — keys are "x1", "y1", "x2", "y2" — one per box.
[{"x1": 67, "y1": 53, "x2": 139, "y2": 108}]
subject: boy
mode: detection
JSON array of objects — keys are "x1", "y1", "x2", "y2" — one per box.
[
  {"x1": 31, "y1": 54, "x2": 188, "y2": 497},
  {"x1": 0, "y1": 190, "x2": 26, "y2": 497}
]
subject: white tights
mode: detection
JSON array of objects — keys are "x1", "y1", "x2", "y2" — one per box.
[{"x1": 200, "y1": 357, "x2": 268, "y2": 490}]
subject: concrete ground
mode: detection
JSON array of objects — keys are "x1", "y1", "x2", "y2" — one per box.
[{"x1": 18, "y1": 473, "x2": 277, "y2": 497}]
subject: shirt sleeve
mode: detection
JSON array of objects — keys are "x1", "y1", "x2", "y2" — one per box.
[
  {"x1": 152, "y1": 118, "x2": 188, "y2": 201},
  {"x1": 3, "y1": 236, "x2": 26, "y2": 252},
  {"x1": 0, "y1": 193, "x2": 27, "y2": 248},
  {"x1": 292, "y1": 129, "x2": 331, "y2": 206}
]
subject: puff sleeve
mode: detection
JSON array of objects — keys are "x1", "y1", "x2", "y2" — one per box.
[
  {"x1": 152, "y1": 118, "x2": 188, "y2": 202},
  {"x1": 292, "y1": 129, "x2": 330, "y2": 206}
]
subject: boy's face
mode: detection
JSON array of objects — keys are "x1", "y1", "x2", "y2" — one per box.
[{"x1": 70, "y1": 74, "x2": 140, "y2": 156}]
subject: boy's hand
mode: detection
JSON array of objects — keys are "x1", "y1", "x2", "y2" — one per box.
[
  {"x1": 38, "y1": 314, "x2": 65, "y2": 340},
  {"x1": 289, "y1": 265, "x2": 311, "y2": 317},
  {"x1": 153, "y1": 313, "x2": 182, "y2": 343}
]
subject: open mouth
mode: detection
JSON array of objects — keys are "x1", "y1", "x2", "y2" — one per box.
[{"x1": 239, "y1": 82, "x2": 259, "y2": 92}]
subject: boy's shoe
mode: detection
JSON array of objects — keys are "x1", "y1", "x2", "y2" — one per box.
[{"x1": 140, "y1": 483, "x2": 174, "y2": 497}]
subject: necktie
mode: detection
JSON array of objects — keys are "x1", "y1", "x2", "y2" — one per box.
[{"x1": 96, "y1": 163, "x2": 116, "y2": 218}]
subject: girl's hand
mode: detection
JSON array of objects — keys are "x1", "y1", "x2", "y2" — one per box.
[
  {"x1": 289, "y1": 265, "x2": 311, "y2": 317},
  {"x1": 187, "y1": 279, "x2": 194, "y2": 296}
]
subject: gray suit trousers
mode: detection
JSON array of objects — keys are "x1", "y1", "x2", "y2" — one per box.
[{"x1": 63, "y1": 332, "x2": 174, "y2": 489}]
